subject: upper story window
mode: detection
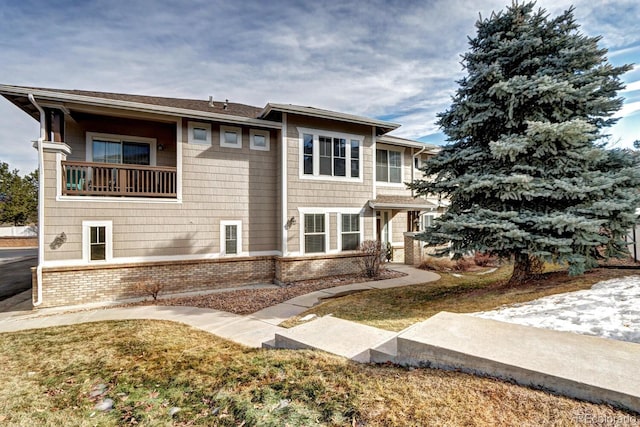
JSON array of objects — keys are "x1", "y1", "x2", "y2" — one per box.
[
  {"x1": 250, "y1": 129, "x2": 270, "y2": 151},
  {"x1": 188, "y1": 122, "x2": 212, "y2": 145},
  {"x1": 376, "y1": 149, "x2": 402, "y2": 184},
  {"x1": 87, "y1": 132, "x2": 156, "y2": 166},
  {"x1": 220, "y1": 125, "x2": 242, "y2": 149},
  {"x1": 298, "y1": 127, "x2": 363, "y2": 181}
]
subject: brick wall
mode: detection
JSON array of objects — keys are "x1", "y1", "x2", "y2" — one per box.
[
  {"x1": 32, "y1": 253, "x2": 370, "y2": 308},
  {"x1": 35, "y1": 256, "x2": 274, "y2": 308},
  {"x1": 0, "y1": 237, "x2": 38, "y2": 247},
  {"x1": 275, "y1": 253, "x2": 366, "y2": 284}
]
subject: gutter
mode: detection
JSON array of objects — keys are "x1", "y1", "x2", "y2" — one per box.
[{"x1": 28, "y1": 94, "x2": 46, "y2": 307}]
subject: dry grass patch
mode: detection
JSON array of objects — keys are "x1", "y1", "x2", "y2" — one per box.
[
  {"x1": 0, "y1": 321, "x2": 634, "y2": 426},
  {"x1": 286, "y1": 266, "x2": 640, "y2": 331}
]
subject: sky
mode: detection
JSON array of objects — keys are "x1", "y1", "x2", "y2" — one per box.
[{"x1": 0, "y1": 0, "x2": 638, "y2": 174}]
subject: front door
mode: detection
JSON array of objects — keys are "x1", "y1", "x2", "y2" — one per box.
[{"x1": 376, "y1": 210, "x2": 391, "y2": 245}]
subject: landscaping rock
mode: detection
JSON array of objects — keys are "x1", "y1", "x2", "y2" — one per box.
[{"x1": 94, "y1": 398, "x2": 113, "y2": 411}]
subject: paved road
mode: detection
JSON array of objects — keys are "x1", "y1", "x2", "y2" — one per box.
[{"x1": 0, "y1": 249, "x2": 37, "y2": 301}]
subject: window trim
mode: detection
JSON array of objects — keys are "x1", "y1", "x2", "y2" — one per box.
[
  {"x1": 188, "y1": 121, "x2": 212, "y2": 145},
  {"x1": 220, "y1": 220, "x2": 242, "y2": 256},
  {"x1": 82, "y1": 220, "x2": 113, "y2": 263},
  {"x1": 376, "y1": 146, "x2": 405, "y2": 187},
  {"x1": 220, "y1": 125, "x2": 243, "y2": 149},
  {"x1": 86, "y1": 132, "x2": 157, "y2": 166},
  {"x1": 302, "y1": 213, "x2": 328, "y2": 254},
  {"x1": 338, "y1": 213, "x2": 364, "y2": 252},
  {"x1": 297, "y1": 127, "x2": 363, "y2": 182},
  {"x1": 250, "y1": 129, "x2": 270, "y2": 151},
  {"x1": 298, "y1": 207, "x2": 364, "y2": 255}
]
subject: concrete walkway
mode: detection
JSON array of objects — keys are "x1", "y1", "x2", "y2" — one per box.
[{"x1": 0, "y1": 264, "x2": 439, "y2": 347}]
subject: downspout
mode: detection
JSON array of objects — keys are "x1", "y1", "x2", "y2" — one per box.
[{"x1": 28, "y1": 94, "x2": 46, "y2": 307}]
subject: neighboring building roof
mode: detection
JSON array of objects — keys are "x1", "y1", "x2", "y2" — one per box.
[
  {"x1": 260, "y1": 103, "x2": 400, "y2": 134},
  {"x1": 378, "y1": 134, "x2": 440, "y2": 152},
  {"x1": 368, "y1": 195, "x2": 438, "y2": 211}
]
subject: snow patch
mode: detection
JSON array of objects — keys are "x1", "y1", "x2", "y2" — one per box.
[{"x1": 473, "y1": 276, "x2": 640, "y2": 343}]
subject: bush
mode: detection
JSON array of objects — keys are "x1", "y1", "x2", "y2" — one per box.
[
  {"x1": 359, "y1": 240, "x2": 384, "y2": 278},
  {"x1": 135, "y1": 280, "x2": 164, "y2": 301}
]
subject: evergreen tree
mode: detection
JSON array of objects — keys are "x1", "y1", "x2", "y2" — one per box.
[
  {"x1": 0, "y1": 163, "x2": 38, "y2": 226},
  {"x1": 409, "y1": 2, "x2": 640, "y2": 285}
]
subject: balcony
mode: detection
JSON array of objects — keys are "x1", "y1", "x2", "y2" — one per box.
[{"x1": 62, "y1": 161, "x2": 177, "y2": 198}]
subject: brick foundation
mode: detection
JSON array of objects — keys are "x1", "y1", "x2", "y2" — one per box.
[
  {"x1": 274, "y1": 253, "x2": 366, "y2": 284},
  {"x1": 35, "y1": 256, "x2": 275, "y2": 308},
  {"x1": 31, "y1": 252, "x2": 372, "y2": 308}
]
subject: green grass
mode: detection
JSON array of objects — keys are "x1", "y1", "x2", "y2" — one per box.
[
  {"x1": 0, "y1": 320, "x2": 633, "y2": 426},
  {"x1": 285, "y1": 266, "x2": 640, "y2": 331}
]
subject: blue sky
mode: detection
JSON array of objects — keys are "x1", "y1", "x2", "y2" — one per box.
[{"x1": 0, "y1": 0, "x2": 638, "y2": 173}]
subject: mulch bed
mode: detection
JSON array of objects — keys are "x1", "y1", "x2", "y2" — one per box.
[{"x1": 133, "y1": 268, "x2": 406, "y2": 315}]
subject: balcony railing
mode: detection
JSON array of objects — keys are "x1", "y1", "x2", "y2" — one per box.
[{"x1": 62, "y1": 161, "x2": 177, "y2": 198}]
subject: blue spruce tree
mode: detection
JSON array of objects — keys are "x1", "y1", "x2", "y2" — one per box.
[{"x1": 410, "y1": 2, "x2": 640, "y2": 285}]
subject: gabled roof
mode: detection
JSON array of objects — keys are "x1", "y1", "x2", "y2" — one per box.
[
  {"x1": 260, "y1": 103, "x2": 400, "y2": 135},
  {"x1": 0, "y1": 84, "x2": 280, "y2": 128}
]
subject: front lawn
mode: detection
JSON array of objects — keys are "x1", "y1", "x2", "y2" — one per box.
[
  {"x1": 0, "y1": 320, "x2": 633, "y2": 426},
  {"x1": 286, "y1": 266, "x2": 640, "y2": 331}
]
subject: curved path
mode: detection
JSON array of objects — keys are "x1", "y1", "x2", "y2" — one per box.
[{"x1": 0, "y1": 263, "x2": 439, "y2": 348}]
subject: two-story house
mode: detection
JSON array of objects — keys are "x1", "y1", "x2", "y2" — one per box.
[{"x1": 0, "y1": 85, "x2": 441, "y2": 308}]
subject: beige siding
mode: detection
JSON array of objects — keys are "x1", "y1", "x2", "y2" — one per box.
[
  {"x1": 43, "y1": 117, "x2": 279, "y2": 263},
  {"x1": 285, "y1": 114, "x2": 375, "y2": 254}
]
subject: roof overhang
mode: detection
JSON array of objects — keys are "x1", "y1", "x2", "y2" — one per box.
[
  {"x1": 0, "y1": 85, "x2": 282, "y2": 129},
  {"x1": 377, "y1": 135, "x2": 440, "y2": 152},
  {"x1": 369, "y1": 197, "x2": 438, "y2": 211},
  {"x1": 260, "y1": 103, "x2": 400, "y2": 134}
]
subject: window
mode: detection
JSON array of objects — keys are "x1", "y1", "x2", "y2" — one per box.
[
  {"x1": 376, "y1": 149, "x2": 402, "y2": 183},
  {"x1": 87, "y1": 133, "x2": 156, "y2": 166},
  {"x1": 250, "y1": 129, "x2": 270, "y2": 151},
  {"x1": 350, "y1": 140, "x2": 359, "y2": 178},
  {"x1": 341, "y1": 213, "x2": 360, "y2": 251},
  {"x1": 303, "y1": 134, "x2": 313, "y2": 175},
  {"x1": 188, "y1": 122, "x2": 212, "y2": 145},
  {"x1": 220, "y1": 220, "x2": 242, "y2": 256},
  {"x1": 82, "y1": 220, "x2": 112, "y2": 262},
  {"x1": 90, "y1": 226, "x2": 106, "y2": 260},
  {"x1": 319, "y1": 136, "x2": 332, "y2": 175},
  {"x1": 92, "y1": 140, "x2": 150, "y2": 165},
  {"x1": 299, "y1": 128, "x2": 362, "y2": 180},
  {"x1": 421, "y1": 214, "x2": 435, "y2": 230},
  {"x1": 304, "y1": 214, "x2": 325, "y2": 253},
  {"x1": 220, "y1": 125, "x2": 242, "y2": 148}
]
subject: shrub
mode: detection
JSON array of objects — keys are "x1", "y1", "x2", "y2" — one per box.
[
  {"x1": 359, "y1": 240, "x2": 384, "y2": 278},
  {"x1": 135, "y1": 280, "x2": 164, "y2": 301}
]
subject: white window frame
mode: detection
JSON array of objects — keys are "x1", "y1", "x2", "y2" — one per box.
[
  {"x1": 338, "y1": 213, "x2": 364, "y2": 252},
  {"x1": 297, "y1": 127, "x2": 363, "y2": 182},
  {"x1": 220, "y1": 125, "x2": 243, "y2": 149},
  {"x1": 250, "y1": 129, "x2": 270, "y2": 151},
  {"x1": 298, "y1": 207, "x2": 364, "y2": 255},
  {"x1": 82, "y1": 220, "x2": 113, "y2": 263},
  {"x1": 220, "y1": 220, "x2": 242, "y2": 256},
  {"x1": 302, "y1": 213, "x2": 328, "y2": 254},
  {"x1": 188, "y1": 121, "x2": 212, "y2": 145},
  {"x1": 376, "y1": 145, "x2": 405, "y2": 187},
  {"x1": 86, "y1": 132, "x2": 157, "y2": 166}
]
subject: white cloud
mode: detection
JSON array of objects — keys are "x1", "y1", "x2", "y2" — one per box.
[{"x1": 0, "y1": 0, "x2": 638, "y2": 173}]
